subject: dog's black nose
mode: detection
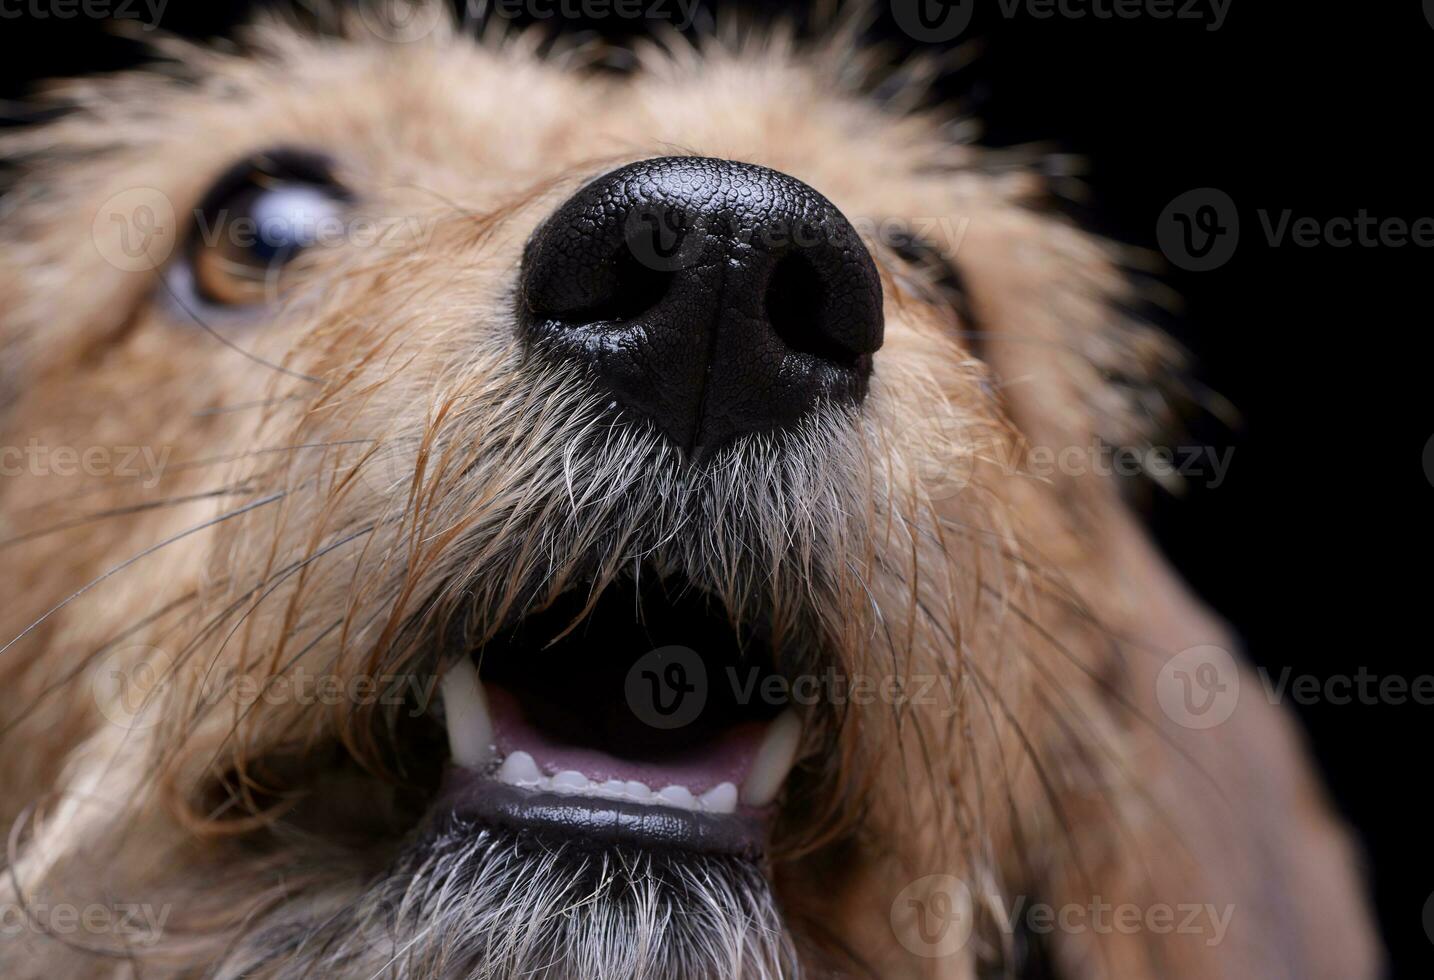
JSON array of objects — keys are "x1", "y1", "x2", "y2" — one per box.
[{"x1": 518, "y1": 156, "x2": 884, "y2": 455}]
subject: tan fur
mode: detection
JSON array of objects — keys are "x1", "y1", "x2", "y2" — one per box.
[{"x1": 0, "y1": 5, "x2": 1378, "y2": 978}]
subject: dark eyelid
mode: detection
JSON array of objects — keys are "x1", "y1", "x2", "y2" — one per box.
[
  {"x1": 189, "y1": 147, "x2": 349, "y2": 239},
  {"x1": 881, "y1": 230, "x2": 980, "y2": 352}
]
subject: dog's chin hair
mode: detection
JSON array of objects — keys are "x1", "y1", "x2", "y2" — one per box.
[{"x1": 216, "y1": 819, "x2": 799, "y2": 980}]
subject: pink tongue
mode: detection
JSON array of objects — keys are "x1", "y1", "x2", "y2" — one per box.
[{"x1": 487, "y1": 686, "x2": 764, "y2": 796}]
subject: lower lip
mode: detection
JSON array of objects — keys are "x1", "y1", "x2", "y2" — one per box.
[{"x1": 435, "y1": 773, "x2": 768, "y2": 857}]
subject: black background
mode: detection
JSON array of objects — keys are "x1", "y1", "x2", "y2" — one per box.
[{"x1": 1, "y1": 1, "x2": 1427, "y2": 974}]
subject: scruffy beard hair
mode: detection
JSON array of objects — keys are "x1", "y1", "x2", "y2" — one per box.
[{"x1": 217, "y1": 820, "x2": 798, "y2": 980}]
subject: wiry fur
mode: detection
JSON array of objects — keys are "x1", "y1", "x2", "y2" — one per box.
[
  {"x1": 218, "y1": 821, "x2": 797, "y2": 979},
  {"x1": 0, "y1": 3, "x2": 1379, "y2": 978}
]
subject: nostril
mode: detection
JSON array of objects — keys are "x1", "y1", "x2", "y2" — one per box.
[
  {"x1": 764, "y1": 252, "x2": 858, "y2": 368},
  {"x1": 551, "y1": 247, "x2": 674, "y2": 327}
]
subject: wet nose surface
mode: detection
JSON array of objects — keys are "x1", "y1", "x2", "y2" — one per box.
[{"x1": 517, "y1": 156, "x2": 884, "y2": 456}]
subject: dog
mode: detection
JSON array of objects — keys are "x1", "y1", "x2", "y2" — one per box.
[{"x1": 0, "y1": 3, "x2": 1380, "y2": 977}]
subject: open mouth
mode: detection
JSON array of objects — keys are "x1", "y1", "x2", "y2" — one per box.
[{"x1": 435, "y1": 578, "x2": 805, "y2": 857}]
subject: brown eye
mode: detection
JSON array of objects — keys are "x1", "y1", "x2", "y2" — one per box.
[{"x1": 180, "y1": 149, "x2": 349, "y2": 309}]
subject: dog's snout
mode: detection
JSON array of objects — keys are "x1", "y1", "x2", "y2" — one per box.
[{"x1": 518, "y1": 156, "x2": 884, "y2": 455}]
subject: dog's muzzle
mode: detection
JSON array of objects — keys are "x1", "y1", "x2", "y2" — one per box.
[
  {"x1": 429, "y1": 158, "x2": 872, "y2": 866},
  {"x1": 517, "y1": 156, "x2": 885, "y2": 455}
]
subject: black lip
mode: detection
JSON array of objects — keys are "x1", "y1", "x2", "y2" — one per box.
[{"x1": 436, "y1": 771, "x2": 765, "y2": 858}]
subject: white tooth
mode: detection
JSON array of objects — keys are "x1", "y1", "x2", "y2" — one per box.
[
  {"x1": 601, "y1": 779, "x2": 630, "y2": 799},
  {"x1": 551, "y1": 770, "x2": 589, "y2": 793},
  {"x1": 625, "y1": 780, "x2": 654, "y2": 802},
  {"x1": 440, "y1": 658, "x2": 494, "y2": 770},
  {"x1": 740, "y1": 710, "x2": 803, "y2": 808},
  {"x1": 496, "y1": 751, "x2": 544, "y2": 788},
  {"x1": 699, "y1": 782, "x2": 738, "y2": 814},
  {"x1": 656, "y1": 785, "x2": 696, "y2": 810}
]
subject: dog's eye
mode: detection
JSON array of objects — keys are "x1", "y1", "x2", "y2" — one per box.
[
  {"x1": 881, "y1": 229, "x2": 976, "y2": 336},
  {"x1": 178, "y1": 149, "x2": 349, "y2": 309}
]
